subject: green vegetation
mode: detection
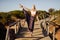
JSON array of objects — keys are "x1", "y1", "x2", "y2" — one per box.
[{"x1": 0, "y1": 8, "x2": 60, "y2": 25}]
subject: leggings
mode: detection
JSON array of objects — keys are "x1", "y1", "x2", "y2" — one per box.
[
  {"x1": 23, "y1": 9, "x2": 35, "y2": 32},
  {"x1": 29, "y1": 16, "x2": 35, "y2": 32}
]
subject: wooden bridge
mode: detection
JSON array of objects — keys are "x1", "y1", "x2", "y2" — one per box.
[
  {"x1": 5, "y1": 15, "x2": 57, "y2": 40},
  {"x1": 15, "y1": 21, "x2": 51, "y2": 40}
]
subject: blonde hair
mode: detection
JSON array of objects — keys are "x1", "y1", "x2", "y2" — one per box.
[{"x1": 32, "y1": 5, "x2": 36, "y2": 10}]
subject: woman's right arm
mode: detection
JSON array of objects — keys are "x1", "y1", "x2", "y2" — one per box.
[{"x1": 19, "y1": 4, "x2": 30, "y2": 11}]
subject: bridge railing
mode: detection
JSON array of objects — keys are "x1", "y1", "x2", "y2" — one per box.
[
  {"x1": 5, "y1": 20, "x2": 21, "y2": 40},
  {"x1": 39, "y1": 15, "x2": 57, "y2": 40}
]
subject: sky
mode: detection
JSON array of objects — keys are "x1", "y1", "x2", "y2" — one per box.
[{"x1": 0, "y1": 0, "x2": 60, "y2": 12}]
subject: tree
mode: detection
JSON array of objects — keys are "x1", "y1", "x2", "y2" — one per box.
[
  {"x1": 48, "y1": 8, "x2": 55, "y2": 14},
  {"x1": 9, "y1": 10, "x2": 25, "y2": 19}
]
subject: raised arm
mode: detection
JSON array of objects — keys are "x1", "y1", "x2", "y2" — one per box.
[{"x1": 19, "y1": 4, "x2": 30, "y2": 11}]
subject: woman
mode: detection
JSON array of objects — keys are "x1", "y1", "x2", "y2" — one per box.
[{"x1": 20, "y1": 4, "x2": 37, "y2": 36}]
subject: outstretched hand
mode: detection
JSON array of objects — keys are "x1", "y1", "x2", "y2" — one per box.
[
  {"x1": 19, "y1": 4, "x2": 23, "y2": 8},
  {"x1": 19, "y1": 4, "x2": 30, "y2": 11}
]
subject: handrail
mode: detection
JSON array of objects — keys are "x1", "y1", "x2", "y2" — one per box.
[
  {"x1": 8, "y1": 20, "x2": 20, "y2": 27},
  {"x1": 39, "y1": 15, "x2": 57, "y2": 40},
  {"x1": 5, "y1": 20, "x2": 20, "y2": 40},
  {"x1": 47, "y1": 21, "x2": 56, "y2": 40}
]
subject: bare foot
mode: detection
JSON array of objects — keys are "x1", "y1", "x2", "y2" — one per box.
[{"x1": 31, "y1": 32, "x2": 33, "y2": 37}]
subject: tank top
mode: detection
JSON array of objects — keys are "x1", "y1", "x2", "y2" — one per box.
[{"x1": 31, "y1": 10, "x2": 36, "y2": 16}]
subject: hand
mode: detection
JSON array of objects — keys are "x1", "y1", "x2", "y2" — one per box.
[{"x1": 19, "y1": 4, "x2": 23, "y2": 8}]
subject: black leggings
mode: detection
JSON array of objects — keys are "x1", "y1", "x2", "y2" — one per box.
[
  {"x1": 28, "y1": 16, "x2": 35, "y2": 32},
  {"x1": 23, "y1": 9, "x2": 35, "y2": 32}
]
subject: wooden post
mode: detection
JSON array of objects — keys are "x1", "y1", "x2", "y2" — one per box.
[
  {"x1": 47, "y1": 25, "x2": 49, "y2": 35},
  {"x1": 18, "y1": 20, "x2": 21, "y2": 32},
  {"x1": 5, "y1": 26, "x2": 10, "y2": 40},
  {"x1": 16, "y1": 21, "x2": 19, "y2": 33},
  {"x1": 53, "y1": 27, "x2": 55, "y2": 40},
  {"x1": 15, "y1": 24, "x2": 17, "y2": 34}
]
